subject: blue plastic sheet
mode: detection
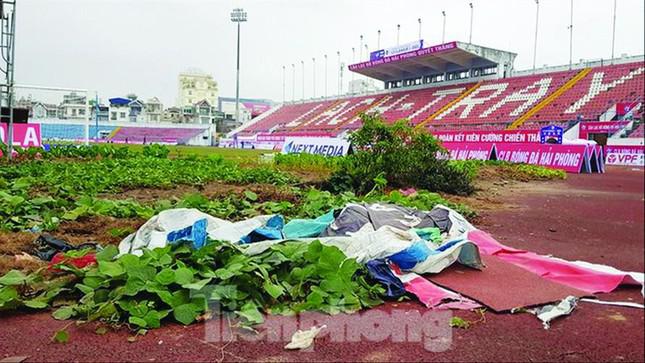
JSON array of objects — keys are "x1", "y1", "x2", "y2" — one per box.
[
  {"x1": 387, "y1": 240, "x2": 432, "y2": 270},
  {"x1": 166, "y1": 218, "x2": 208, "y2": 249},
  {"x1": 240, "y1": 215, "x2": 285, "y2": 244}
]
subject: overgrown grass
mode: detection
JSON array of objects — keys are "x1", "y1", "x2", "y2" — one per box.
[{"x1": 449, "y1": 160, "x2": 567, "y2": 181}]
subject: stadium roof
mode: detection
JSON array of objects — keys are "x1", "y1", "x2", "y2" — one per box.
[{"x1": 348, "y1": 41, "x2": 517, "y2": 82}]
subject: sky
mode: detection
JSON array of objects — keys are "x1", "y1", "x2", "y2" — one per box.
[{"x1": 13, "y1": 0, "x2": 645, "y2": 107}]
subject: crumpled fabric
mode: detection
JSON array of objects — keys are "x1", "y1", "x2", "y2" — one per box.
[
  {"x1": 322, "y1": 203, "x2": 454, "y2": 237},
  {"x1": 240, "y1": 215, "x2": 284, "y2": 244},
  {"x1": 283, "y1": 210, "x2": 335, "y2": 239},
  {"x1": 118, "y1": 208, "x2": 273, "y2": 256},
  {"x1": 366, "y1": 259, "x2": 406, "y2": 297}
]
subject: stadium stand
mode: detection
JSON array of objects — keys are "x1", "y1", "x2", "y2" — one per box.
[
  {"x1": 109, "y1": 126, "x2": 209, "y2": 144},
  {"x1": 231, "y1": 60, "x2": 644, "y2": 138},
  {"x1": 40, "y1": 123, "x2": 116, "y2": 140},
  {"x1": 628, "y1": 124, "x2": 644, "y2": 138}
]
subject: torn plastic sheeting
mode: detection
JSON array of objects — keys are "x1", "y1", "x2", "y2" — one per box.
[
  {"x1": 283, "y1": 210, "x2": 335, "y2": 239},
  {"x1": 322, "y1": 203, "x2": 455, "y2": 237},
  {"x1": 530, "y1": 296, "x2": 578, "y2": 329},
  {"x1": 48, "y1": 252, "x2": 97, "y2": 271},
  {"x1": 284, "y1": 325, "x2": 326, "y2": 350},
  {"x1": 580, "y1": 298, "x2": 645, "y2": 309},
  {"x1": 390, "y1": 265, "x2": 481, "y2": 310},
  {"x1": 467, "y1": 229, "x2": 644, "y2": 294},
  {"x1": 118, "y1": 209, "x2": 273, "y2": 256},
  {"x1": 240, "y1": 215, "x2": 284, "y2": 244},
  {"x1": 166, "y1": 218, "x2": 208, "y2": 249},
  {"x1": 365, "y1": 259, "x2": 406, "y2": 298}
]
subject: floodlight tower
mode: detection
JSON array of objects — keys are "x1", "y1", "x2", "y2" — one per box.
[
  {"x1": 1, "y1": 0, "x2": 17, "y2": 160},
  {"x1": 230, "y1": 8, "x2": 247, "y2": 125}
]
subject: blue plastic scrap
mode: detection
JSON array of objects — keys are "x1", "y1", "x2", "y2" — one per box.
[
  {"x1": 366, "y1": 259, "x2": 406, "y2": 297},
  {"x1": 240, "y1": 215, "x2": 285, "y2": 244},
  {"x1": 166, "y1": 218, "x2": 208, "y2": 249},
  {"x1": 387, "y1": 240, "x2": 432, "y2": 270}
]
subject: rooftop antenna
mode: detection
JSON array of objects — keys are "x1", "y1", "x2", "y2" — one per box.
[{"x1": 0, "y1": 0, "x2": 17, "y2": 160}]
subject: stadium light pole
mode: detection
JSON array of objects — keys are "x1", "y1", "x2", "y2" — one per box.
[
  {"x1": 611, "y1": 0, "x2": 617, "y2": 64},
  {"x1": 377, "y1": 30, "x2": 381, "y2": 49},
  {"x1": 336, "y1": 51, "x2": 341, "y2": 95},
  {"x1": 282, "y1": 65, "x2": 285, "y2": 104},
  {"x1": 568, "y1": 0, "x2": 573, "y2": 70},
  {"x1": 312, "y1": 57, "x2": 316, "y2": 98},
  {"x1": 396, "y1": 24, "x2": 400, "y2": 45},
  {"x1": 301, "y1": 60, "x2": 305, "y2": 100},
  {"x1": 418, "y1": 18, "x2": 422, "y2": 40},
  {"x1": 533, "y1": 0, "x2": 539, "y2": 71},
  {"x1": 291, "y1": 63, "x2": 295, "y2": 102},
  {"x1": 351, "y1": 47, "x2": 355, "y2": 91},
  {"x1": 324, "y1": 54, "x2": 328, "y2": 98},
  {"x1": 230, "y1": 8, "x2": 247, "y2": 125},
  {"x1": 441, "y1": 11, "x2": 446, "y2": 43},
  {"x1": 364, "y1": 44, "x2": 368, "y2": 61},
  {"x1": 468, "y1": 3, "x2": 473, "y2": 44},
  {"x1": 359, "y1": 35, "x2": 363, "y2": 60}
]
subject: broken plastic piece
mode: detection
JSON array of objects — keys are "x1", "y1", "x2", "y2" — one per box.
[
  {"x1": 531, "y1": 295, "x2": 578, "y2": 329},
  {"x1": 284, "y1": 325, "x2": 326, "y2": 350}
]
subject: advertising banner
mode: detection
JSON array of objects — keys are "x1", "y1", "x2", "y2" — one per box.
[
  {"x1": 605, "y1": 145, "x2": 644, "y2": 167},
  {"x1": 440, "y1": 142, "x2": 494, "y2": 160},
  {"x1": 350, "y1": 42, "x2": 457, "y2": 71},
  {"x1": 0, "y1": 123, "x2": 42, "y2": 147},
  {"x1": 281, "y1": 137, "x2": 350, "y2": 157},
  {"x1": 433, "y1": 129, "x2": 540, "y2": 144},
  {"x1": 540, "y1": 125, "x2": 563, "y2": 144},
  {"x1": 370, "y1": 40, "x2": 424, "y2": 61},
  {"x1": 492, "y1": 143, "x2": 588, "y2": 173},
  {"x1": 578, "y1": 121, "x2": 630, "y2": 138}
]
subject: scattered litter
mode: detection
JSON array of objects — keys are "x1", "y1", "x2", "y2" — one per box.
[
  {"x1": 32, "y1": 234, "x2": 101, "y2": 262},
  {"x1": 529, "y1": 295, "x2": 578, "y2": 329},
  {"x1": 284, "y1": 325, "x2": 326, "y2": 350},
  {"x1": 14, "y1": 253, "x2": 37, "y2": 263},
  {"x1": 580, "y1": 298, "x2": 644, "y2": 309},
  {"x1": 0, "y1": 356, "x2": 28, "y2": 363}
]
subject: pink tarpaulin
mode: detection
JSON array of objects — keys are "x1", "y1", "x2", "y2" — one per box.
[
  {"x1": 390, "y1": 265, "x2": 481, "y2": 310},
  {"x1": 467, "y1": 229, "x2": 642, "y2": 294}
]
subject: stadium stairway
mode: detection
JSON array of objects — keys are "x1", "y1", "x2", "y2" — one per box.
[
  {"x1": 289, "y1": 99, "x2": 345, "y2": 133},
  {"x1": 507, "y1": 67, "x2": 592, "y2": 130},
  {"x1": 226, "y1": 103, "x2": 283, "y2": 137},
  {"x1": 415, "y1": 81, "x2": 483, "y2": 129},
  {"x1": 332, "y1": 95, "x2": 392, "y2": 133},
  {"x1": 107, "y1": 127, "x2": 122, "y2": 139}
]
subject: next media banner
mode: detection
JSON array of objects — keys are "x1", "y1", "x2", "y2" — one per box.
[{"x1": 281, "y1": 137, "x2": 350, "y2": 157}]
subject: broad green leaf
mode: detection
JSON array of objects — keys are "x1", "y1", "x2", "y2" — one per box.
[
  {"x1": 0, "y1": 270, "x2": 27, "y2": 285},
  {"x1": 53, "y1": 306, "x2": 76, "y2": 320},
  {"x1": 129, "y1": 316, "x2": 148, "y2": 328},
  {"x1": 174, "y1": 268, "x2": 194, "y2": 285},
  {"x1": 96, "y1": 245, "x2": 119, "y2": 261},
  {"x1": 182, "y1": 278, "x2": 212, "y2": 291},
  {"x1": 23, "y1": 299, "x2": 49, "y2": 309},
  {"x1": 52, "y1": 330, "x2": 69, "y2": 344},
  {"x1": 155, "y1": 268, "x2": 175, "y2": 286},
  {"x1": 98, "y1": 261, "x2": 125, "y2": 277},
  {"x1": 173, "y1": 303, "x2": 201, "y2": 325},
  {"x1": 263, "y1": 281, "x2": 285, "y2": 299},
  {"x1": 243, "y1": 190, "x2": 258, "y2": 201},
  {"x1": 237, "y1": 302, "x2": 264, "y2": 325}
]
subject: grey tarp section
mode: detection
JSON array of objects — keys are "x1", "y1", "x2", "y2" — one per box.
[{"x1": 322, "y1": 203, "x2": 453, "y2": 237}]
